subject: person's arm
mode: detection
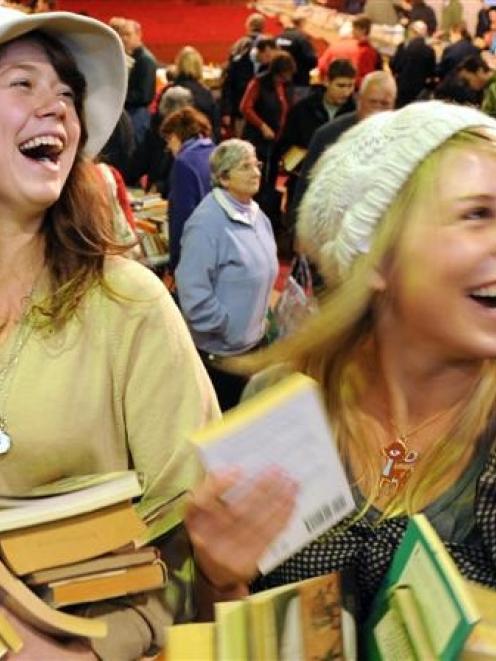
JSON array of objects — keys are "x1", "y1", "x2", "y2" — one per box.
[
  {"x1": 168, "y1": 157, "x2": 206, "y2": 271},
  {"x1": 300, "y1": 35, "x2": 318, "y2": 71},
  {"x1": 78, "y1": 265, "x2": 220, "y2": 659},
  {"x1": 175, "y1": 221, "x2": 230, "y2": 335}
]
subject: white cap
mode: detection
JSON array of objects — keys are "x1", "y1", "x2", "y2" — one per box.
[{"x1": 298, "y1": 101, "x2": 496, "y2": 279}]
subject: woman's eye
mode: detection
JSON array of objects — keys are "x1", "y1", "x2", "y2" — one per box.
[
  {"x1": 59, "y1": 87, "x2": 75, "y2": 102},
  {"x1": 10, "y1": 79, "x2": 31, "y2": 89},
  {"x1": 462, "y1": 206, "x2": 493, "y2": 221}
]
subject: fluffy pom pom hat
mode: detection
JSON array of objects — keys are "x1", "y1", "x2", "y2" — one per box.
[
  {"x1": 0, "y1": 6, "x2": 127, "y2": 157},
  {"x1": 298, "y1": 101, "x2": 496, "y2": 281}
]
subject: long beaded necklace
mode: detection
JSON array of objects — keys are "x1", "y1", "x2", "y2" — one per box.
[{"x1": 0, "y1": 295, "x2": 35, "y2": 455}]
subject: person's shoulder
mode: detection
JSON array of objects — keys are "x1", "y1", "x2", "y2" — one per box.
[
  {"x1": 103, "y1": 256, "x2": 166, "y2": 301},
  {"x1": 183, "y1": 191, "x2": 219, "y2": 225},
  {"x1": 315, "y1": 111, "x2": 357, "y2": 140}
]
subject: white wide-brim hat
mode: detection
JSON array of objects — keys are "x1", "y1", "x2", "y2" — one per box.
[{"x1": 0, "y1": 7, "x2": 127, "y2": 157}]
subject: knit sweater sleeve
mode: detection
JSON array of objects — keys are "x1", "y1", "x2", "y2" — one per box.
[{"x1": 80, "y1": 259, "x2": 220, "y2": 659}]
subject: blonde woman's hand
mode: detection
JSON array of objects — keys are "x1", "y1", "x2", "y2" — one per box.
[{"x1": 185, "y1": 468, "x2": 298, "y2": 589}]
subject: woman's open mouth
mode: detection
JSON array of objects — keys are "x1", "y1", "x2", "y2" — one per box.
[{"x1": 18, "y1": 134, "x2": 64, "y2": 165}]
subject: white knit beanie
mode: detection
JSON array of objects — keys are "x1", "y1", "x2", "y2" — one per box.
[{"x1": 297, "y1": 101, "x2": 496, "y2": 280}]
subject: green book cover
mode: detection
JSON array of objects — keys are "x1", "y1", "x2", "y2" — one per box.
[
  {"x1": 364, "y1": 514, "x2": 480, "y2": 660},
  {"x1": 215, "y1": 599, "x2": 249, "y2": 661}
]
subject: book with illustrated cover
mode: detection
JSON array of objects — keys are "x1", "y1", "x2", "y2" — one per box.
[
  {"x1": 166, "y1": 571, "x2": 356, "y2": 661},
  {"x1": 364, "y1": 514, "x2": 496, "y2": 660},
  {"x1": 191, "y1": 373, "x2": 355, "y2": 574}
]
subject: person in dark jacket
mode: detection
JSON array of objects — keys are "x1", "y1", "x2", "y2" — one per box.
[
  {"x1": 290, "y1": 71, "x2": 397, "y2": 222},
  {"x1": 99, "y1": 109, "x2": 135, "y2": 183},
  {"x1": 220, "y1": 13, "x2": 266, "y2": 136},
  {"x1": 277, "y1": 59, "x2": 357, "y2": 211},
  {"x1": 437, "y1": 22, "x2": 480, "y2": 80},
  {"x1": 390, "y1": 20, "x2": 436, "y2": 107},
  {"x1": 120, "y1": 19, "x2": 157, "y2": 145},
  {"x1": 405, "y1": 0, "x2": 438, "y2": 34},
  {"x1": 161, "y1": 107, "x2": 216, "y2": 272},
  {"x1": 126, "y1": 86, "x2": 193, "y2": 197},
  {"x1": 240, "y1": 51, "x2": 296, "y2": 225},
  {"x1": 276, "y1": 12, "x2": 317, "y2": 98}
]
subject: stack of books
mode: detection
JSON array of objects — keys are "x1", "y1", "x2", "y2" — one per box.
[
  {"x1": 0, "y1": 471, "x2": 168, "y2": 654},
  {"x1": 166, "y1": 572, "x2": 356, "y2": 661},
  {"x1": 364, "y1": 514, "x2": 496, "y2": 660}
]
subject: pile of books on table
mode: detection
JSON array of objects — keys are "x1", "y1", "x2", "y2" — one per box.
[{"x1": 0, "y1": 471, "x2": 167, "y2": 656}]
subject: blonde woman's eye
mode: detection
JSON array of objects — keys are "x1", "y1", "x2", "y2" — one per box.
[{"x1": 462, "y1": 206, "x2": 492, "y2": 221}]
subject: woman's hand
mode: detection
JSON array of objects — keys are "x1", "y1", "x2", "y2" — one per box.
[
  {"x1": 260, "y1": 123, "x2": 275, "y2": 140},
  {"x1": 185, "y1": 468, "x2": 298, "y2": 589}
]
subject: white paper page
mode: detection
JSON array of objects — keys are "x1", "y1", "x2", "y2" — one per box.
[{"x1": 197, "y1": 384, "x2": 355, "y2": 574}]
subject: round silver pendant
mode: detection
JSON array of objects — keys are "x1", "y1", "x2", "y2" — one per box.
[{"x1": 0, "y1": 430, "x2": 11, "y2": 454}]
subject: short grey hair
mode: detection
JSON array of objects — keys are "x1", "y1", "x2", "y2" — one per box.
[
  {"x1": 359, "y1": 70, "x2": 397, "y2": 97},
  {"x1": 210, "y1": 139, "x2": 256, "y2": 187},
  {"x1": 158, "y1": 86, "x2": 193, "y2": 118}
]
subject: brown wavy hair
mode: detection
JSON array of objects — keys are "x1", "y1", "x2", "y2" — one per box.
[
  {"x1": 7, "y1": 32, "x2": 129, "y2": 328},
  {"x1": 160, "y1": 106, "x2": 212, "y2": 142}
]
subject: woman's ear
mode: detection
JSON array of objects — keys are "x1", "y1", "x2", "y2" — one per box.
[{"x1": 219, "y1": 172, "x2": 230, "y2": 187}]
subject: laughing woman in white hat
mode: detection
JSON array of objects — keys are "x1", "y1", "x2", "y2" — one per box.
[
  {"x1": 0, "y1": 7, "x2": 219, "y2": 659},
  {"x1": 185, "y1": 101, "x2": 496, "y2": 615}
]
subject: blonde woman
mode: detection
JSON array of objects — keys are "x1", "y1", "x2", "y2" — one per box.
[
  {"x1": 173, "y1": 45, "x2": 220, "y2": 139},
  {"x1": 186, "y1": 101, "x2": 496, "y2": 614}
]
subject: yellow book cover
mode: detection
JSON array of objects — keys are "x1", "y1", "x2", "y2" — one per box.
[
  {"x1": 0, "y1": 611, "x2": 23, "y2": 653},
  {"x1": 282, "y1": 145, "x2": 307, "y2": 172},
  {"x1": 166, "y1": 622, "x2": 215, "y2": 661}
]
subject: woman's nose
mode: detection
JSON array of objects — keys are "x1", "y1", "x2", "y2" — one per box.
[{"x1": 35, "y1": 94, "x2": 67, "y2": 119}]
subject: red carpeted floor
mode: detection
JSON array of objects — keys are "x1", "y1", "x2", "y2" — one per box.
[{"x1": 58, "y1": 1, "x2": 282, "y2": 64}]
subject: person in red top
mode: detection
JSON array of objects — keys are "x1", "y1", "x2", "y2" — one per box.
[
  {"x1": 240, "y1": 50, "x2": 296, "y2": 225},
  {"x1": 318, "y1": 15, "x2": 381, "y2": 86}
]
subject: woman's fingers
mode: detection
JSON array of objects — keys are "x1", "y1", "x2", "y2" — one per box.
[{"x1": 185, "y1": 469, "x2": 298, "y2": 586}]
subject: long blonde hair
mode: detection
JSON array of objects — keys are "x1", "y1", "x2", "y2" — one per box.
[{"x1": 233, "y1": 130, "x2": 496, "y2": 517}]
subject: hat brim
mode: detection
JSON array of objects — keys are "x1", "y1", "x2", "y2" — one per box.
[{"x1": 0, "y1": 8, "x2": 127, "y2": 157}]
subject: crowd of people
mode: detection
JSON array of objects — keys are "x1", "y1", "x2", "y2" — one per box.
[{"x1": 0, "y1": 0, "x2": 496, "y2": 659}]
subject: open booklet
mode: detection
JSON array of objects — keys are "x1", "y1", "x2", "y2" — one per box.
[{"x1": 191, "y1": 373, "x2": 355, "y2": 574}]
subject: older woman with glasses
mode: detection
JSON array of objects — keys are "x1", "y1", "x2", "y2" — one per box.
[{"x1": 176, "y1": 139, "x2": 278, "y2": 411}]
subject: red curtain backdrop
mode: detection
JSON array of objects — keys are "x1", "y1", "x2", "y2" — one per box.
[{"x1": 58, "y1": 1, "x2": 281, "y2": 63}]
